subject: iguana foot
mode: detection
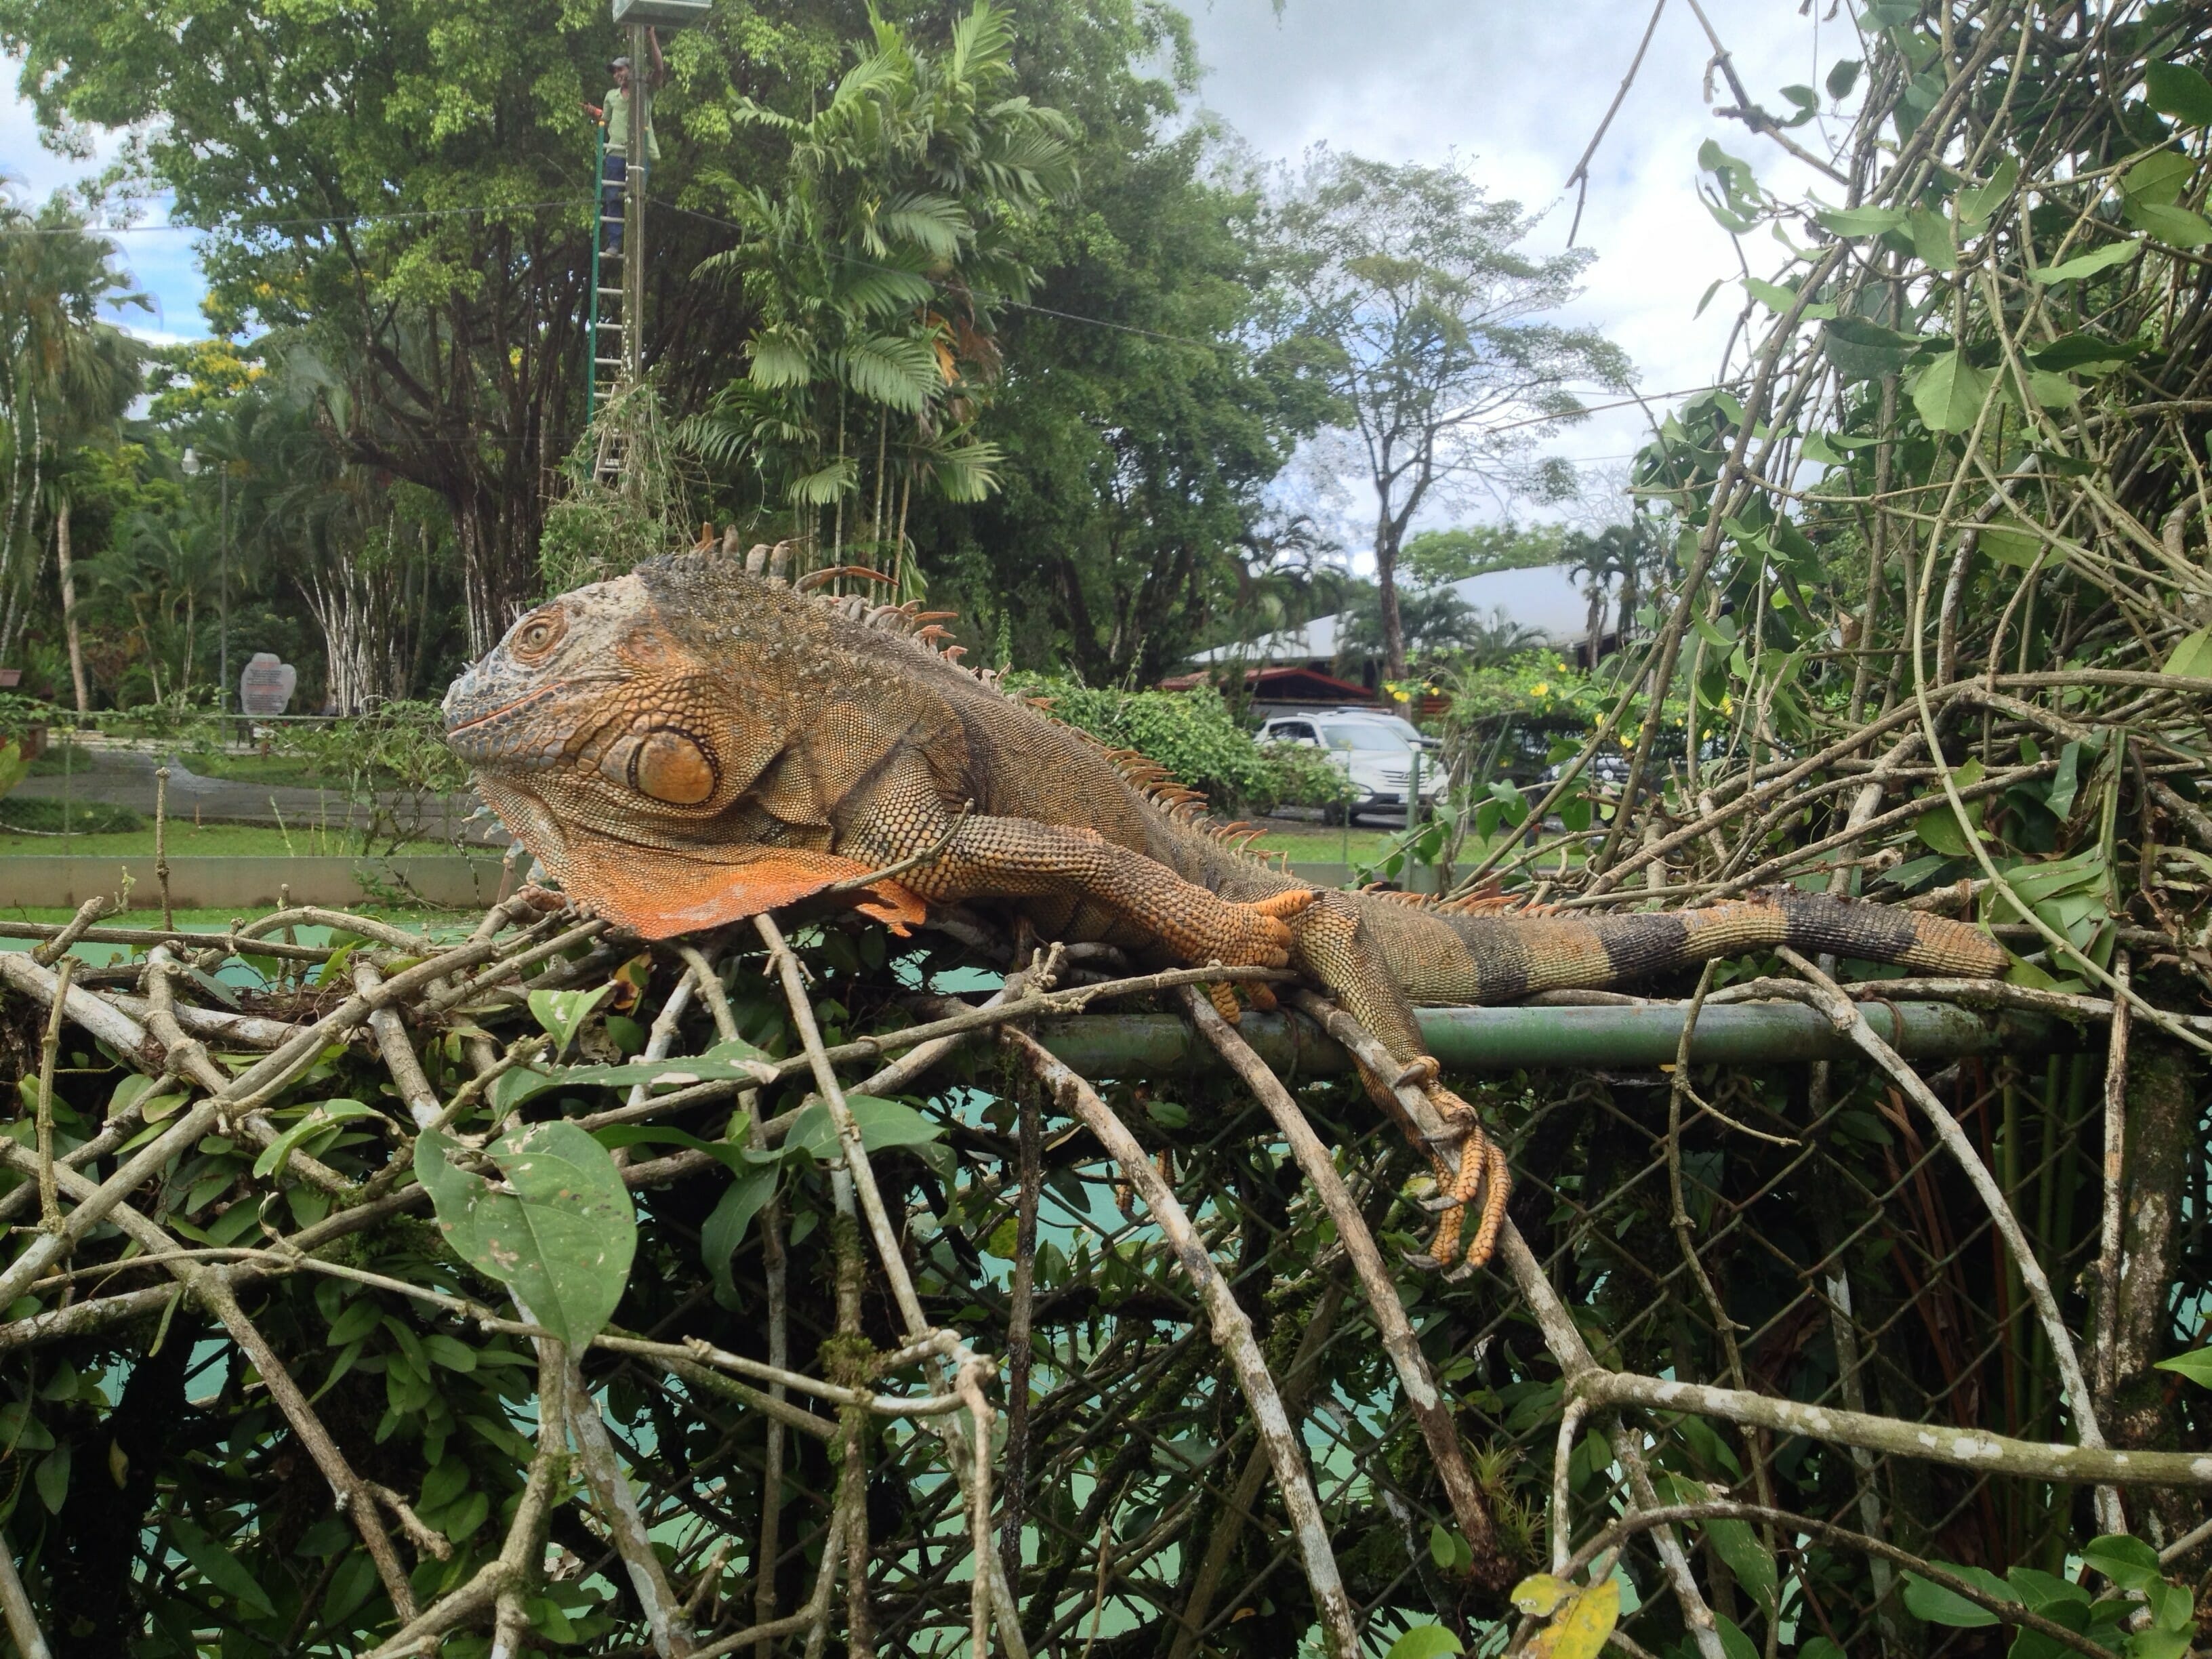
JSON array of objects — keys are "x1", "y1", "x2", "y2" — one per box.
[
  {"x1": 1248, "y1": 887, "x2": 1320, "y2": 920},
  {"x1": 1207, "y1": 981, "x2": 1244, "y2": 1025},
  {"x1": 1394, "y1": 1054, "x2": 1441, "y2": 1088},
  {"x1": 1410, "y1": 1086, "x2": 1511, "y2": 1275}
]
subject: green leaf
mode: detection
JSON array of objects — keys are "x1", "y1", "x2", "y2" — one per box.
[
  {"x1": 252, "y1": 1100, "x2": 377, "y2": 1181},
  {"x1": 702, "y1": 1164, "x2": 779, "y2": 1309},
  {"x1": 1818, "y1": 205, "x2": 1909, "y2": 239},
  {"x1": 1382, "y1": 1627, "x2": 1462, "y2": 1659},
  {"x1": 747, "y1": 331, "x2": 812, "y2": 388},
  {"x1": 2030, "y1": 332, "x2": 2142, "y2": 373},
  {"x1": 1908, "y1": 206, "x2": 1959, "y2": 270},
  {"x1": 2127, "y1": 1628, "x2": 2197, "y2": 1659},
  {"x1": 785, "y1": 1095, "x2": 943, "y2": 1164},
  {"x1": 322, "y1": 1550, "x2": 381, "y2": 1624},
  {"x1": 1980, "y1": 520, "x2": 2047, "y2": 569},
  {"x1": 2146, "y1": 62, "x2": 2212, "y2": 126},
  {"x1": 1823, "y1": 316, "x2": 1919, "y2": 382},
  {"x1": 1958, "y1": 155, "x2": 2022, "y2": 226},
  {"x1": 1702, "y1": 1515, "x2": 1778, "y2": 1614},
  {"x1": 1912, "y1": 350, "x2": 1994, "y2": 433},
  {"x1": 2153, "y1": 1346, "x2": 2212, "y2": 1386},
  {"x1": 1825, "y1": 59, "x2": 1861, "y2": 100},
  {"x1": 2033, "y1": 241, "x2": 2142, "y2": 284},
  {"x1": 493, "y1": 1037, "x2": 778, "y2": 1113},
  {"x1": 1744, "y1": 277, "x2": 1798, "y2": 312},
  {"x1": 1801, "y1": 1641, "x2": 1847, "y2": 1659},
  {"x1": 526, "y1": 986, "x2": 613, "y2": 1057},
  {"x1": 35, "y1": 1440, "x2": 70, "y2": 1512},
  {"x1": 2084, "y1": 1532, "x2": 2163, "y2": 1591},
  {"x1": 2121, "y1": 152, "x2": 2196, "y2": 208},
  {"x1": 169, "y1": 1516, "x2": 278, "y2": 1616},
  {"x1": 2128, "y1": 201, "x2": 2212, "y2": 247},
  {"x1": 1902, "y1": 1567, "x2": 2007, "y2": 1626},
  {"x1": 327, "y1": 1298, "x2": 381, "y2": 1345},
  {"x1": 415, "y1": 1121, "x2": 638, "y2": 1345},
  {"x1": 2165, "y1": 626, "x2": 2212, "y2": 678}
]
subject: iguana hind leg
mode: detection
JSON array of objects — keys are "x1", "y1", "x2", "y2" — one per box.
[{"x1": 1288, "y1": 891, "x2": 1509, "y2": 1271}]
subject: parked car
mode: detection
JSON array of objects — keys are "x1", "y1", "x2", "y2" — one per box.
[{"x1": 1258, "y1": 712, "x2": 1446, "y2": 822}]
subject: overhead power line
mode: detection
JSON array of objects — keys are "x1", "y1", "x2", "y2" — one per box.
[{"x1": 11, "y1": 186, "x2": 1736, "y2": 426}]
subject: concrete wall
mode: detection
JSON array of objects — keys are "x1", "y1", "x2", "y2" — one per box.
[
  {"x1": 0, "y1": 856, "x2": 518, "y2": 912},
  {"x1": 0, "y1": 855, "x2": 1436, "y2": 913}
]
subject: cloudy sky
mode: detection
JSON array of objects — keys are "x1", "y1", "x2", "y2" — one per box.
[{"x1": 4, "y1": 0, "x2": 1851, "y2": 518}]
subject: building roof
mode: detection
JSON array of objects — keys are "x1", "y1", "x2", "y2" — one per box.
[
  {"x1": 1154, "y1": 663, "x2": 1376, "y2": 702},
  {"x1": 1189, "y1": 562, "x2": 1594, "y2": 665}
]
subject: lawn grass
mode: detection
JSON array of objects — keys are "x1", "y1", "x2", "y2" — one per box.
[
  {"x1": 0, "y1": 823, "x2": 462, "y2": 857},
  {"x1": 1238, "y1": 818, "x2": 1407, "y2": 869}
]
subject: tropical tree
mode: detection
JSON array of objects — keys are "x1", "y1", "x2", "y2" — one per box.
[
  {"x1": 0, "y1": 190, "x2": 143, "y2": 681},
  {"x1": 1269, "y1": 152, "x2": 1631, "y2": 681},
  {"x1": 678, "y1": 3, "x2": 1077, "y2": 579}
]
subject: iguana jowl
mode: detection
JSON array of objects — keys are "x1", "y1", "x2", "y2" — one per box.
[{"x1": 443, "y1": 548, "x2": 2009, "y2": 1269}]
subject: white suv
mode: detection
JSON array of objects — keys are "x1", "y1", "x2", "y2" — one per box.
[{"x1": 1258, "y1": 712, "x2": 1446, "y2": 822}]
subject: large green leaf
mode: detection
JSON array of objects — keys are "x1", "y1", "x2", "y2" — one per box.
[
  {"x1": 2032, "y1": 241, "x2": 2142, "y2": 285},
  {"x1": 1912, "y1": 350, "x2": 1994, "y2": 432},
  {"x1": 1902, "y1": 1566, "x2": 2007, "y2": 1626},
  {"x1": 415, "y1": 1121, "x2": 637, "y2": 1345},
  {"x1": 527, "y1": 987, "x2": 612, "y2": 1057},
  {"x1": 1816, "y1": 205, "x2": 1906, "y2": 239},
  {"x1": 2147, "y1": 62, "x2": 2212, "y2": 127},
  {"x1": 703, "y1": 1164, "x2": 780, "y2": 1308},
  {"x1": 2165, "y1": 627, "x2": 2212, "y2": 678},
  {"x1": 785, "y1": 1094, "x2": 945, "y2": 1162},
  {"x1": 1822, "y1": 316, "x2": 1919, "y2": 382},
  {"x1": 2154, "y1": 1345, "x2": 2212, "y2": 1387},
  {"x1": 492, "y1": 1036, "x2": 779, "y2": 1113},
  {"x1": 1382, "y1": 1628, "x2": 1462, "y2": 1659},
  {"x1": 169, "y1": 1516, "x2": 278, "y2": 1617}
]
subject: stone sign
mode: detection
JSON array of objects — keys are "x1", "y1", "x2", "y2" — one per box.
[{"x1": 239, "y1": 653, "x2": 298, "y2": 717}]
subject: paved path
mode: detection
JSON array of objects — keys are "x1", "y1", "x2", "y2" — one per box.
[{"x1": 14, "y1": 741, "x2": 495, "y2": 842}]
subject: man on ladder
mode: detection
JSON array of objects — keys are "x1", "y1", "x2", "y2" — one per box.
[{"x1": 594, "y1": 30, "x2": 662, "y2": 255}]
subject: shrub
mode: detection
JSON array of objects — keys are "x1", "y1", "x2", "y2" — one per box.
[{"x1": 1003, "y1": 675, "x2": 1350, "y2": 816}]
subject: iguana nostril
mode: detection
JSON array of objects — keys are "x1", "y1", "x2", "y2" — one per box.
[{"x1": 626, "y1": 729, "x2": 718, "y2": 805}]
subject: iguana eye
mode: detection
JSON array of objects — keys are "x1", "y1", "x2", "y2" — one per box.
[
  {"x1": 620, "y1": 729, "x2": 717, "y2": 805},
  {"x1": 513, "y1": 609, "x2": 567, "y2": 660}
]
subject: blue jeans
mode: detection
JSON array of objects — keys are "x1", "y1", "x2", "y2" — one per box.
[{"x1": 600, "y1": 152, "x2": 637, "y2": 254}]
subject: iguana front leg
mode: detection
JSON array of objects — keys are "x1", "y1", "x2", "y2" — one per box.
[{"x1": 842, "y1": 759, "x2": 1308, "y2": 970}]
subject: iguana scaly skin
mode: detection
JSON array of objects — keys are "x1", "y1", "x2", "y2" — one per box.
[{"x1": 443, "y1": 548, "x2": 2009, "y2": 1269}]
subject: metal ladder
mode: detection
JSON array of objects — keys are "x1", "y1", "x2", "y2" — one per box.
[{"x1": 586, "y1": 125, "x2": 628, "y2": 485}]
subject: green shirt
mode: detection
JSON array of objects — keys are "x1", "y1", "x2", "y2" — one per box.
[{"x1": 603, "y1": 84, "x2": 659, "y2": 163}]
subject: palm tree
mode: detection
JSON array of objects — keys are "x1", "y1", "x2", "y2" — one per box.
[
  {"x1": 0, "y1": 187, "x2": 146, "y2": 682},
  {"x1": 680, "y1": 3, "x2": 1075, "y2": 580}
]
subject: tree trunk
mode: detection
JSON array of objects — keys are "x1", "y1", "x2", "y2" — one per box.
[
  {"x1": 56, "y1": 492, "x2": 90, "y2": 712},
  {"x1": 1615, "y1": 569, "x2": 1639, "y2": 653},
  {"x1": 1586, "y1": 583, "x2": 1604, "y2": 668},
  {"x1": 2103, "y1": 1039, "x2": 2202, "y2": 1549},
  {"x1": 1376, "y1": 514, "x2": 1407, "y2": 682}
]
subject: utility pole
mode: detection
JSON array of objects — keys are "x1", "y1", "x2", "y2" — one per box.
[
  {"x1": 623, "y1": 15, "x2": 647, "y2": 387},
  {"x1": 219, "y1": 462, "x2": 230, "y2": 724}
]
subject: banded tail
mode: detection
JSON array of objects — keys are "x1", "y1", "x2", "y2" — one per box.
[{"x1": 1407, "y1": 891, "x2": 2007, "y2": 1004}]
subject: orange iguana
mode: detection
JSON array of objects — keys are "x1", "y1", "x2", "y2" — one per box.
[{"x1": 442, "y1": 546, "x2": 2009, "y2": 1269}]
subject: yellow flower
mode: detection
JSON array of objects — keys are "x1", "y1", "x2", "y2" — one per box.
[{"x1": 1530, "y1": 682, "x2": 1550, "y2": 697}]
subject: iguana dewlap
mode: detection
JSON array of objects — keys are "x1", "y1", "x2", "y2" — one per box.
[{"x1": 443, "y1": 550, "x2": 2009, "y2": 1269}]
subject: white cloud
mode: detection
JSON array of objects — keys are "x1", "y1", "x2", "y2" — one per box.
[{"x1": 1183, "y1": 0, "x2": 1851, "y2": 549}]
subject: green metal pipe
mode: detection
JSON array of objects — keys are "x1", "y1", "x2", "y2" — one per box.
[{"x1": 1029, "y1": 1002, "x2": 2075, "y2": 1080}]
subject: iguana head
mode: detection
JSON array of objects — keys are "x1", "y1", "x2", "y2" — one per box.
[{"x1": 443, "y1": 565, "x2": 924, "y2": 938}]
